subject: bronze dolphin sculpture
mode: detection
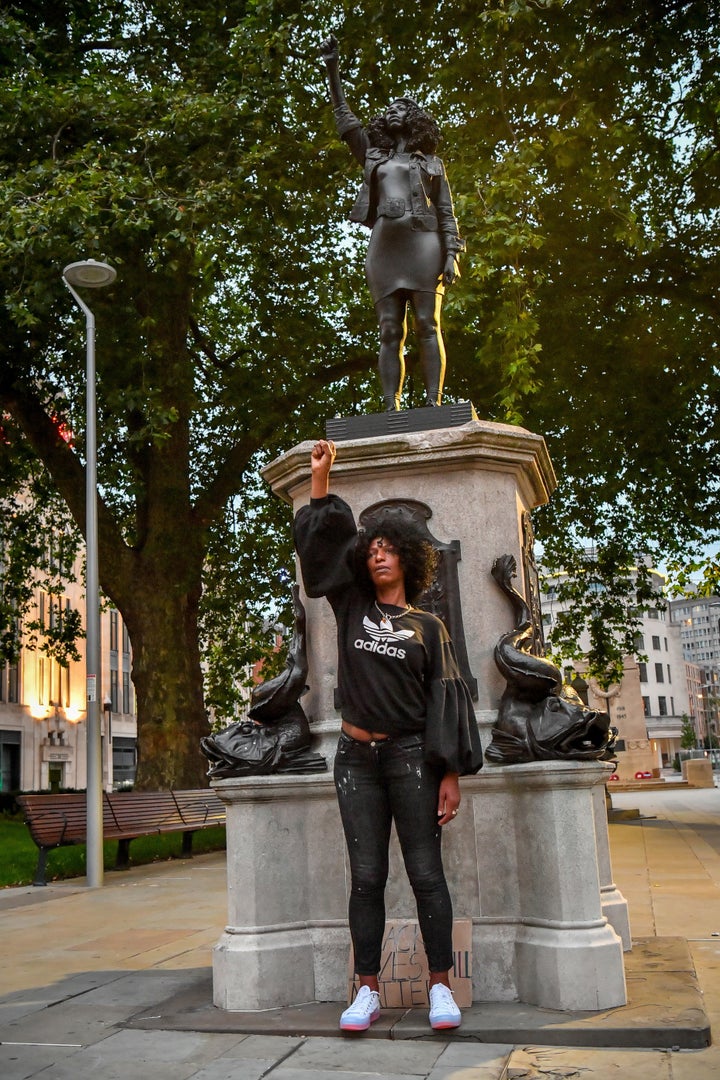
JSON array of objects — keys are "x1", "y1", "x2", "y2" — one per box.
[{"x1": 486, "y1": 554, "x2": 616, "y2": 765}]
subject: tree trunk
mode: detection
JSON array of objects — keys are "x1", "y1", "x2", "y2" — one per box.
[{"x1": 121, "y1": 564, "x2": 210, "y2": 790}]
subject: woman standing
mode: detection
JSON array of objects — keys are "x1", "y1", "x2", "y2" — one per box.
[
  {"x1": 293, "y1": 439, "x2": 482, "y2": 1032},
  {"x1": 319, "y1": 35, "x2": 465, "y2": 411}
]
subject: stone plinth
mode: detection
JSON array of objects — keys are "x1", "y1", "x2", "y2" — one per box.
[
  {"x1": 212, "y1": 761, "x2": 627, "y2": 1012},
  {"x1": 212, "y1": 419, "x2": 629, "y2": 1014},
  {"x1": 591, "y1": 780, "x2": 632, "y2": 951},
  {"x1": 465, "y1": 761, "x2": 626, "y2": 1010},
  {"x1": 212, "y1": 773, "x2": 346, "y2": 1011},
  {"x1": 683, "y1": 758, "x2": 714, "y2": 787}
]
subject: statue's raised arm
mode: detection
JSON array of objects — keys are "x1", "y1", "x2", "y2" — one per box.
[
  {"x1": 319, "y1": 34, "x2": 341, "y2": 102},
  {"x1": 319, "y1": 34, "x2": 465, "y2": 412}
]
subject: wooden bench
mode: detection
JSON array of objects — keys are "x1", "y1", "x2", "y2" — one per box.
[{"x1": 17, "y1": 789, "x2": 226, "y2": 886}]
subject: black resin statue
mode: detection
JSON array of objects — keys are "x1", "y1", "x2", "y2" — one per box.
[
  {"x1": 320, "y1": 34, "x2": 465, "y2": 411},
  {"x1": 200, "y1": 587, "x2": 326, "y2": 778},
  {"x1": 485, "y1": 555, "x2": 617, "y2": 765}
]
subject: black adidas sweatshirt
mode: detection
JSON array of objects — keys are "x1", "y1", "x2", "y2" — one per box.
[{"x1": 293, "y1": 494, "x2": 483, "y2": 776}]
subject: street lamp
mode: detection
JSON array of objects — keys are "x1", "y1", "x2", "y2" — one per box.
[{"x1": 62, "y1": 258, "x2": 116, "y2": 888}]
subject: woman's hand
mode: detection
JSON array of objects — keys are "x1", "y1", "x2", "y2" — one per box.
[
  {"x1": 310, "y1": 439, "x2": 336, "y2": 498},
  {"x1": 437, "y1": 772, "x2": 460, "y2": 826},
  {"x1": 442, "y1": 253, "x2": 460, "y2": 287},
  {"x1": 319, "y1": 34, "x2": 339, "y2": 66}
]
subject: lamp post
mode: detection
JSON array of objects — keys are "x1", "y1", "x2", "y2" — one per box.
[{"x1": 62, "y1": 259, "x2": 116, "y2": 888}]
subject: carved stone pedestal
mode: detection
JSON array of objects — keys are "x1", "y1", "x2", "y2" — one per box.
[
  {"x1": 212, "y1": 419, "x2": 629, "y2": 1013},
  {"x1": 212, "y1": 773, "x2": 346, "y2": 1011},
  {"x1": 212, "y1": 761, "x2": 627, "y2": 1012},
  {"x1": 464, "y1": 761, "x2": 627, "y2": 1010}
]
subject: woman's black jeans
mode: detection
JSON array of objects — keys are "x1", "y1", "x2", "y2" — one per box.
[{"x1": 333, "y1": 731, "x2": 454, "y2": 976}]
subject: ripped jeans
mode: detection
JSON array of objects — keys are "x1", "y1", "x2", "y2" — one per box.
[{"x1": 333, "y1": 731, "x2": 454, "y2": 976}]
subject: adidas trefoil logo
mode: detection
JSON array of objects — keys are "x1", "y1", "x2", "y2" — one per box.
[{"x1": 354, "y1": 615, "x2": 415, "y2": 659}]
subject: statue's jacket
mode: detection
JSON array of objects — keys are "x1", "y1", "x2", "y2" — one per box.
[
  {"x1": 293, "y1": 494, "x2": 482, "y2": 776},
  {"x1": 333, "y1": 104, "x2": 465, "y2": 256}
]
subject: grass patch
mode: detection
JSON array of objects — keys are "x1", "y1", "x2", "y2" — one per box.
[{"x1": 0, "y1": 813, "x2": 226, "y2": 888}]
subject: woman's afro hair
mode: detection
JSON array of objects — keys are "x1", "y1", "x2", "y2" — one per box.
[{"x1": 355, "y1": 508, "x2": 439, "y2": 603}]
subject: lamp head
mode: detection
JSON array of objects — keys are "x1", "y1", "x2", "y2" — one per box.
[{"x1": 63, "y1": 259, "x2": 116, "y2": 288}]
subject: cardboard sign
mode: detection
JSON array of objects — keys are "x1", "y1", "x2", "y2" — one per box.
[{"x1": 347, "y1": 918, "x2": 472, "y2": 1007}]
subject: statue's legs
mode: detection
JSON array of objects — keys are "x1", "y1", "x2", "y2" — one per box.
[
  {"x1": 376, "y1": 294, "x2": 408, "y2": 411},
  {"x1": 410, "y1": 291, "x2": 445, "y2": 407}
]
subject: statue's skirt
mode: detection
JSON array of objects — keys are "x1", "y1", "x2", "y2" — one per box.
[{"x1": 366, "y1": 213, "x2": 445, "y2": 304}]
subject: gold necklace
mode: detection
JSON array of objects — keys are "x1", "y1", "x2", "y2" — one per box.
[{"x1": 375, "y1": 600, "x2": 412, "y2": 631}]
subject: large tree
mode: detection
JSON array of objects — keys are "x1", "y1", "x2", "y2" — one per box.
[
  {"x1": 2, "y1": 1, "x2": 718, "y2": 781},
  {"x1": 0, "y1": 0, "x2": 373, "y2": 786}
]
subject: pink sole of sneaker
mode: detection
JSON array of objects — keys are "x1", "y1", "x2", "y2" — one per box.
[{"x1": 340, "y1": 1018, "x2": 380, "y2": 1031}]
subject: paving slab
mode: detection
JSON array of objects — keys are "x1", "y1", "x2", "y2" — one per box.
[
  {"x1": 77, "y1": 967, "x2": 207, "y2": 1008},
  {"x1": 283, "y1": 1034, "x2": 445, "y2": 1073},
  {"x1": 669, "y1": 1047, "x2": 720, "y2": 1079},
  {"x1": 213, "y1": 1033, "x2": 306, "y2": 1058},
  {"x1": 2, "y1": 1003, "x2": 135, "y2": 1048},
  {"x1": 0, "y1": 968, "x2": 122, "y2": 1015},
  {"x1": 266, "y1": 1072, "x2": 429, "y2": 1080},
  {"x1": 505, "y1": 1045, "x2": 674, "y2": 1078},
  {"x1": 14, "y1": 1029, "x2": 250, "y2": 1080},
  {"x1": 426, "y1": 1042, "x2": 513, "y2": 1079},
  {"x1": 177, "y1": 1061, "x2": 278, "y2": 1080},
  {"x1": 0, "y1": 1042, "x2": 83, "y2": 1080}
]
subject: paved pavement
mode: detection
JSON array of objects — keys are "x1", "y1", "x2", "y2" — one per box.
[{"x1": 2, "y1": 780, "x2": 720, "y2": 1078}]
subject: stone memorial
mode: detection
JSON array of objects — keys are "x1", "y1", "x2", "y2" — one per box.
[{"x1": 210, "y1": 34, "x2": 629, "y2": 1016}]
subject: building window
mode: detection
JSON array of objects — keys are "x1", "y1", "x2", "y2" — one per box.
[
  {"x1": 664, "y1": 638, "x2": 668, "y2": 651},
  {"x1": 1, "y1": 660, "x2": 20, "y2": 704},
  {"x1": 112, "y1": 737, "x2": 137, "y2": 789},
  {"x1": 652, "y1": 635, "x2": 661, "y2": 650},
  {"x1": 0, "y1": 730, "x2": 21, "y2": 792},
  {"x1": 635, "y1": 633, "x2": 645, "y2": 650},
  {"x1": 122, "y1": 621, "x2": 130, "y2": 654},
  {"x1": 52, "y1": 660, "x2": 70, "y2": 708},
  {"x1": 38, "y1": 655, "x2": 46, "y2": 705},
  {"x1": 110, "y1": 668, "x2": 119, "y2": 713},
  {"x1": 122, "y1": 671, "x2": 131, "y2": 714},
  {"x1": 638, "y1": 662, "x2": 648, "y2": 682},
  {"x1": 110, "y1": 610, "x2": 119, "y2": 652},
  {"x1": 658, "y1": 697, "x2": 668, "y2": 716},
  {"x1": 667, "y1": 665, "x2": 672, "y2": 684},
  {"x1": 655, "y1": 662, "x2": 664, "y2": 683},
  {"x1": 671, "y1": 697, "x2": 675, "y2": 714},
  {"x1": 642, "y1": 696, "x2": 651, "y2": 717}
]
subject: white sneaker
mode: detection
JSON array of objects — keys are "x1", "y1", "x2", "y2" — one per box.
[
  {"x1": 339, "y1": 985, "x2": 381, "y2": 1032},
  {"x1": 428, "y1": 983, "x2": 461, "y2": 1030}
]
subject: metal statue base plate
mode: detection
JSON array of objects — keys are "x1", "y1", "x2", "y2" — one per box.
[{"x1": 326, "y1": 401, "x2": 478, "y2": 442}]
